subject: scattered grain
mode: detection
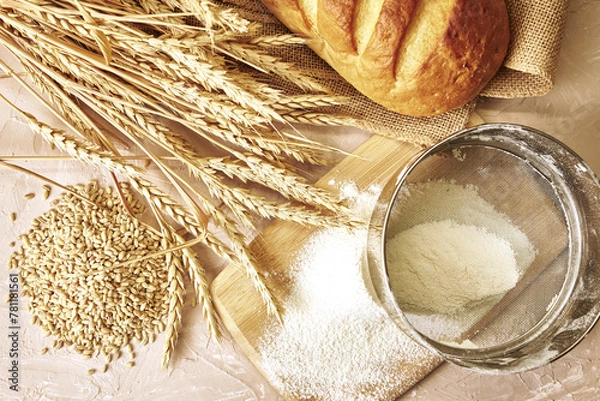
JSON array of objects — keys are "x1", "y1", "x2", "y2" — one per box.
[
  {"x1": 24, "y1": 192, "x2": 35, "y2": 200},
  {"x1": 9, "y1": 182, "x2": 174, "y2": 369},
  {"x1": 9, "y1": 212, "x2": 16, "y2": 222},
  {"x1": 87, "y1": 369, "x2": 96, "y2": 375},
  {"x1": 126, "y1": 361, "x2": 135, "y2": 368},
  {"x1": 40, "y1": 347, "x2": 49, "y2": 355},
  {"x1": 42, "y1": 185, "x2": 52, "y2": 200}
]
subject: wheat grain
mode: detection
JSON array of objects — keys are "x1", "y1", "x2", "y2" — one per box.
[
  {"x1": 173, "y1": 233, "x2": 220, "y2": 341},
  {"x1": 0, "y1": 159, "x2": 95, "y2": 206},
  {"x1": 9, "y1": 182, "x2": 172, "y2": 368},
  {"x1": 248, "y1": 34, "x2": 306, "y2": 47},
  {"x1": 281, "y1": 110, "x2": 359, "y2": 126},
  {"x1": 4, "y1": 98, "x2": 208, "y2": 241},
  {"x1": 42, "y1": 185, "x2": 51, "y2": 200},
  {"x1": 17, "y1": 109, "x2": 141, "y2": 178},
  {"x1": 164, "y1": 0, "x2": 251, "y2": 33},
  {"x1": 217, "y1": 42, "x2": 327, "y2": 93}
]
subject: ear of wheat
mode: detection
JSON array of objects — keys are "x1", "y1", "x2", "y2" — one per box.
[{"x1": 0, "y1": 0, "x2": 361, "y2": 367}]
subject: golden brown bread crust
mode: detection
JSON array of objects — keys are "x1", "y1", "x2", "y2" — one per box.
[
  {"x1": 318, "y1": 0, "x2": 356, "y2": 53},
  {"x1": 261, "y1": 0, "x2": 510, "y2": 116}
]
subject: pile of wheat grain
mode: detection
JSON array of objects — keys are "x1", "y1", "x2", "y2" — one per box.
[{"x1": 9, "y1": 181, "x2": 188, "y2": 367}]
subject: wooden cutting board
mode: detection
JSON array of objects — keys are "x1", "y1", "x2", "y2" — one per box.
[
  {"x1": 210, "y1": 135, "x2": 439, "y2": 400},
  {"x1": 210, "y1": 133, "x2": 568, "y2": 400}
]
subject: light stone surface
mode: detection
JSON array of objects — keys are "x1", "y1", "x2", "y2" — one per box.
[{"x1": 0, "y1": 0, "x2": 598, "y2": 400}]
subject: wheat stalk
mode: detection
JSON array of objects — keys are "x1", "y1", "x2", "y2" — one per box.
[
  {"x1": 165, "y1": 0, "x2": 252, "y2": 33},
  {"x1": 1, "y1": 97, "x2": 208, "y2": 240},
  {"x1": 2, "y1": 90, "x2": 261, "y2": 350},
  {"x1": 157, "y1": 226, "x2": 186, "y2": 368},
  {"x1": 175, "y1": 234, "x2": 221, "y2": 342},
  {"x1": 65, "y1": 87, "x2": 282, "y2": 314},
  {"x1": 0, "y1": 0, "x2": 362, "y2": 367}
]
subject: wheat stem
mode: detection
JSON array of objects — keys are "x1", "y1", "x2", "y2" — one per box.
[{"x1": 0, "y1": 159, "x2": 95, "y2": 205}]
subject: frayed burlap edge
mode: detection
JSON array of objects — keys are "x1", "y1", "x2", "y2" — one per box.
[{"x1": 481, "y1": 0, "x2": 569, "y2": 98}]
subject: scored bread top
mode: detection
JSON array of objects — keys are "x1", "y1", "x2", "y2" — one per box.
[{"x1": 261, "y1": 0, "x2": 510, "y2": 116}]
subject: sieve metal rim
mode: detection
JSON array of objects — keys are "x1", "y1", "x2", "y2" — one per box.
[{"x1": 366, "y1": 123, "x2": 600, "y2": 374}]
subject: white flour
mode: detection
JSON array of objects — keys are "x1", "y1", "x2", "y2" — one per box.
[
  {"x1": 258, "y1": 183, "x2": 439, "y2": 401},
  {"x1": 387, "y1": 220, "x2": 520, "y2": 314},
  {"x1": 386, "y1": 180, "x2": 536, "y2": 341},
  {"x1": 386, "y1": 180, "x2": 536, "y2": 274}
]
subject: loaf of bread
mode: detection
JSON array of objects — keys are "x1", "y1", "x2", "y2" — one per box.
[{"x1": 261, "y1": 0, "x2": 510, "y2": 116}]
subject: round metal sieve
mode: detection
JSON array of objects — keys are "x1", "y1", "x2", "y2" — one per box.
[{"x1": 367, "y1": 123, "x2": 600, "y2": 373}]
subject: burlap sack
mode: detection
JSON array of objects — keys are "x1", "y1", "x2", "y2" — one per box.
[
  {"x1": 482, "y1": 0, "x2": 570, "y2": 99},
  {"x1": 231, "y1": 0, "x2": 570, "y2": 146}
]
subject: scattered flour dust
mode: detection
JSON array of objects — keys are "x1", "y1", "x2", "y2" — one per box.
[{"x1": 258, "y1": 183, "x2": 439, "y2": 401}]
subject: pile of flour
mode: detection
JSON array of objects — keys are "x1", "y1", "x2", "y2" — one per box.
[
  {"x1": 387, "y1": 219, "x2": 521, "y2": 314},
  {"x1": 386, "y1": 180, "x2": 536, "y2": 340},
  {"x1": 258, "y1": 183, "x2": 440, "y2": 401}
]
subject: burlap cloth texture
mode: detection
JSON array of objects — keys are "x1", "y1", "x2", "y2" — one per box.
[{"x1": 231, "y1": 0, "x2": 570, "y2": 146}]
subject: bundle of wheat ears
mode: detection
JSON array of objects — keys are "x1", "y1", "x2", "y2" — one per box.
[{"x1": 0, "y1": 0, "x2": 359, "y2": 366}]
